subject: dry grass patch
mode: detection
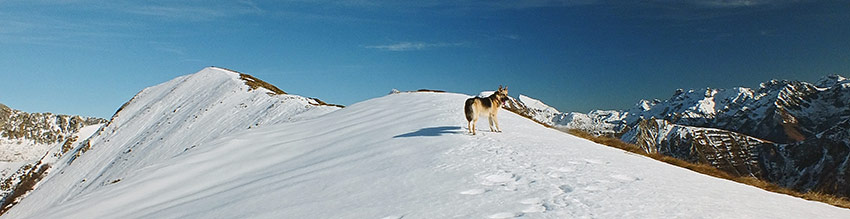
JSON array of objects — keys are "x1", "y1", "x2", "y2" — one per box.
[
  {"x1": 308, "y1": 97, "x2": 345, "y2": 108},
  {"x1": 238, "y1": 73, "x2": 287, "y2": 95},
  {"x1": 0, "y1": 163, "x2": 50, "y2": 215},
  {"x1": 565, "y1": 129, "x2": 850, "y2": 209}
]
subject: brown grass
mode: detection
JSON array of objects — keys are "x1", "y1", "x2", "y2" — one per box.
[
  {"x1": 0, "y1": 163, "x2": 51, "y2": 215},
  {"x1": 238, "y1": 73, "x2": 287, "y2": 95},
  {"x1": 61, "y1": 136, "x2": 78, "y2": 154},
  {"x1": 211, "y1": 66, "x2": 343, "y2": 107},
  {"x1": 565, "y1": 129, "x2": 850, "y2": 209}
]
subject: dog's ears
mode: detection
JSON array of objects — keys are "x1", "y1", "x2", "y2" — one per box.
[{"x1": 498, "y1": 85, "x2": 504, "y2": 91}]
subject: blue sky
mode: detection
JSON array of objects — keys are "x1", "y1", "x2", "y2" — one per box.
[{"x1": 1, "y1": 0, "x2": 848, "y2": 118}]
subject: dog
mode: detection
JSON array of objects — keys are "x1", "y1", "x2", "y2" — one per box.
[{"x1": 465, "y1": 85, "x2": 509, "y2": 135}]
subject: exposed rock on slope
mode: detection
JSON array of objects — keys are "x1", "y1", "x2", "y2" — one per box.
[
  {"x1": 620, "y1": 119, "x2": 770, "y2": 178},
  {"x1": 2, "y1": 67, "x2": 340, "y2": 216},
  {"x1": 509, "y1": 75, "x2": 850, "y2": 198},
  {"x1": 0, "y1": 103, "x2": 105, "y2": 213}
]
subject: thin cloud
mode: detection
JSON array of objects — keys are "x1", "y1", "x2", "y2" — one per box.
[
  {"x1": 688, "y1": 0, "x2": 797, "y2": 8},
  {"x1": 364, "y1": 42, "x2": 466, "y2": 51},
  {"x1": 118, "y1": 1, "x2": 265, "y2": 21},
  {"x1": 640, "y1": 0, "x2": 806, "y2": 10}
]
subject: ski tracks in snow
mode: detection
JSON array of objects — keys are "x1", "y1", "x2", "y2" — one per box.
[{"x1": 442, "y1": 131, "x2": 642, "y2": 218}]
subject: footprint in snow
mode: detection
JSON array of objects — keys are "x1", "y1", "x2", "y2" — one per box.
[
  {"x1": 459, "y1": 188, "x2": 487, "y2": 195},
  {"x1": 488, "y1": 212, "x2": 523, "y2": 218},
  {"x1": 558, "y1": 185, "x2": 573, "y2": 194},
  {"x1": 583, "y1": 159, "x2": 606, "y2": 165},
  {"x1": 481, "y1": 173, "x2": 516, "y2": 186},
  {"x1": 584, "y1": 185, "x2": 604, "y2": 192},
  {"x1": 521, "y1": 205, "x2": 547, "y2": 213},
  {"x1": 552, "y1": 167, "x2": 575, "y2": 172},
  {"x1": 519, "y1": 198, "x2": 547, "y2": 213},
  {"x1": 610, "y1": 174, "x2": 640, "y2": 182},
  {"x1": 520, "y1": 197, "x2": 542, "y2": 205}
]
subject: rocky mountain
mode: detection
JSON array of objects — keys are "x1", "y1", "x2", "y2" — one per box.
[
  {"x1": 0, "y1": 103, "x2": 106, "y2": 212},
  {"x1": 1, "y1": 67, "x2": 341, "y2": 215},
  {"x1": 620, "y1": 119, "x2": 769, "y2": 178},
  {"x1": 509, "y1": 75, "x2": 850, "y2": 198}
]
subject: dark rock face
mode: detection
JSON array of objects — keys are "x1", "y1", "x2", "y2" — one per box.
[
  {"x1": 623, "y1": 119, "x2": 770, "y2": 178},
  {"x1": 759, "y1": 119, "x2": 850, "y2": 196}
]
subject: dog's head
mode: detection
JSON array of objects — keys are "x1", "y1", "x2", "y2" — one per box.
[{"x1": 495, "y1": 85, "x2": 509, "y2": 104}]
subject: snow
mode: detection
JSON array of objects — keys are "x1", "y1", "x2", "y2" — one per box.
[
  {"x1": 0, "y1": 139, "x2": 49, "y2": 163},
  {"x1": 6, "y1": 92, "x2": 848, "y2": 218},
  {"x1": 0, "y1": 123, "x2": 100, "y2": 171},
  {"x1": 3, "y1": 67, "x2": 339, "y2": 217},
  {"x1": 518, "y1": 95, "x2": 561, "y2": 115}
]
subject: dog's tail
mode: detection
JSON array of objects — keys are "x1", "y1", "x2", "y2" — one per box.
[{"x1": 464, "y1": 98, "x2": 474, "y2": 122}]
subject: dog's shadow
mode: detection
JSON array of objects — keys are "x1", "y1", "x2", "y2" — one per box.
[{"x1": 394, "y1": 126, "x2": 464, "y2": 138}]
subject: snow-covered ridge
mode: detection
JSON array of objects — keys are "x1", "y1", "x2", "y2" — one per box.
[
  {"x1": 6, "y1": 91, "x2": 849, "y2": 218},
  {"x1": 3, "y1": 67, "x2": 341, "y2": 216}
]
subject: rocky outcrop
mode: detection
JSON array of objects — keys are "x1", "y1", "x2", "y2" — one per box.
[
  {"x1": 511, "y1": 74, "x2": 850, "y2": 197},
  {"x1": 622, "y1": 119, "x2": 770, "y2": 178},
  {"x1": 760, "y1": 118, "x2": 850, "y2": 196},
  {"x1": 0, "y1": 103, "x2": 106, "y2": 213},
  {"x1": 0, "y1": 104, "x2": 104, "y2": 147}
]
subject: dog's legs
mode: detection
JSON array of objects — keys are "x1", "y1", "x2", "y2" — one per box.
[
  {"x1": 494, "y1": 116, "x2": 501, "y2": 132},
  {"x1": 470, "y1": 115, "x2": 478, "y2": 135},
  {"x1": 488, "y1": 115, "x2": 495, "y2": 132},
  {"x1": 468, "y1": 120, "x2": 476, "y2": 135}
]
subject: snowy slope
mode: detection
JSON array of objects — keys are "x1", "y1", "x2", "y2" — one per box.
[
  {"x1": 0, "y1": 104, "x2": 106, "y2": 208},
  {"x1": 8, "y1": 92, "x2": 848, "y2": 218},
  {"x1": 3, "y1": 67, "x2": 339, "y2": 216}
]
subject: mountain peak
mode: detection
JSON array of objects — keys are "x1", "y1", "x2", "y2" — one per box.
[
  {"x1": 2, "y1": 67, "x2": 342, "y2": 216},
  {"x1": 816, "y1": 74, "x2": 849, "y2": 88},
  {"x1": 206, "y1": 66, "x2": 287, "y2": 95}
]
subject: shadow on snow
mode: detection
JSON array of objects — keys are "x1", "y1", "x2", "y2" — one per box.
[{"x1": 394, "y1": 126, "x2": 464, "y2": 138}]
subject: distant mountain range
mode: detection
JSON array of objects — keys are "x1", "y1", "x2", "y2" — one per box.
[
  {"x1": 507, "y1": 74, "x2": 850, "y2": 198},
  {"x1": 0, "y1": 103, "x2": 106, "y2": 211}
]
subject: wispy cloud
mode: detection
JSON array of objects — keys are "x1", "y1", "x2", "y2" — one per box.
[
  {"x1": 117, "y1": 1, "x2": 265, "y2": 21},
  {"x1": 364, "y1": 42, "x2": 466, "y2": 51},
  {"x1": 686, "y1": 0, "x2": 797, "y2": 8},
  {"x1": 0, "y1": 11, "x2": 137, "y2": 48}
]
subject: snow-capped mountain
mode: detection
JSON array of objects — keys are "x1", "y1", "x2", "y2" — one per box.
[
  {"x1": 6, "y1": 91, "x2": 850, "y2": 218},
  {"x1": 502, "y1": 95, "x2": 627, "y2": 136},
  {"x1": 0, "y1": 103, "x2": 105, "y2": 162},
  {"x1": 620, "y1": 119, "x2": 769, "y2": 178},
  {"x1": 0, "y1": 103, "x2": 105, "y2": 212},
  {"x1": 1, "y1": 67, "x2": 340, "y2": 216},
  {"x1": 512, "y1": 74, "x2": 850, "y2": 198}
]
